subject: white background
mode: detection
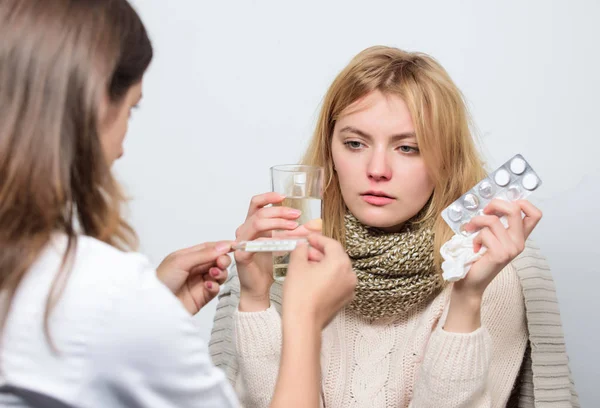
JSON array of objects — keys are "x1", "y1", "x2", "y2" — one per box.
[{"x1": 121, "y1": 1, "x2": 599, "y2": 404}]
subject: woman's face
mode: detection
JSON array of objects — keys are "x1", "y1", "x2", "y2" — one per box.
[
  {"x1": 331, "y1": 90, "x2": 434, "y2": 231},
  {"x1": 99, "y1": 81, "x2": 143, "y2": 166}
]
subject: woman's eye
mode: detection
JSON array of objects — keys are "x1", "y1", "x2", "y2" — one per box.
[
  {"x1": 399, "y1": 145, "x2": 419, "y2": 153},
  {"x1": 345, "y1": 141, "x2": 363, "y2": 150}
]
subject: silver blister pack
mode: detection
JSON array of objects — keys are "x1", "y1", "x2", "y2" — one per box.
[{"x1": 441, "y1": 154, "x2": 542, "y2": 236}]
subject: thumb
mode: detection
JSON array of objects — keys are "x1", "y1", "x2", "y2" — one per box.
[{"x1": 304, "y1": 218, "x2": 323, "y2": 233}]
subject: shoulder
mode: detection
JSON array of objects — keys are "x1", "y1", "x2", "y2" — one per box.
[
  {"x1": 31, "y1": 234, "x2": 155, "y2": 288},
  {"x1": 48, "y1": 235, "x2": 162, "y2": 300},
  {"x1": 23, "y1": 234, "x2": 156, "y2": 313},
  {"x1": 72, "y1": 235, "x2": 153, "y2": 279}
]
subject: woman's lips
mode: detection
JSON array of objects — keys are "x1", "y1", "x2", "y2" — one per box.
[{"x1": 361, "y1": 195, "x2": 395, "y2": 206}]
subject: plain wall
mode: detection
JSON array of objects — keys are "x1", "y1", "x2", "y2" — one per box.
[{"x1": 120, "y1": 0, "x2": 600, "y2": 404}]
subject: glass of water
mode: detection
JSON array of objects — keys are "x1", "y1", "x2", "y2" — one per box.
[{"x1": 270, "y1": 164, "x2": 324, "y2": 281}]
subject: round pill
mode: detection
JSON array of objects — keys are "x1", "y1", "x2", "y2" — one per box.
[
  {"x1": 510, "y1": 157, "x2": 527, "y2": 174},
  {"x1": 494, "y1": 169, "x2": 510, "y2": 187},
  {"x1": 447, "y1": 204, "x2": 463, "y2": 222},
  {"x1": 463, "y1": 193, "x2": 480, "y2": 210},
  {"x1": 478, "y1": 180, "x2": 495, "y2": 199},
  {"x1": 507, "y1": 185, "x2": 522, "y2": 200},
  {"x1": 522, "y1": 173, "x2": 539, "y2": 190}
]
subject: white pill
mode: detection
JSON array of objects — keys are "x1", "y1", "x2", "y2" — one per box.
[
  {"x1": 522, "y1": 173, "x2": 539, "y2": 190},
  {"x1": 494, "y1": 169, "x2": 510, "y2": 187},
  {"x1": 478, "y1": 180, "x2": 495, "y2": 199},
  {"x1": 463, "y1": 193, "x2": 480, "y2": 210},
  {"x1": 510, "y1": 157, "x2": 527, "y2": 174},
  {"x1": 507, "y1": 185, "x2": 522, "y2": 201},
  {"x1": 448, "y1": 204, "x2": 463, "y2": 222}
]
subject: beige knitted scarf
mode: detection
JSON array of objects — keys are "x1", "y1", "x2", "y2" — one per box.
[{"x1": 344, "y1": 213, "x2": 445, "y2": 320}]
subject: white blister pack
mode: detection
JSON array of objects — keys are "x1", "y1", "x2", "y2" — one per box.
[{"x1": 441, "y1": 154, "x2": 542, "y2": 236}]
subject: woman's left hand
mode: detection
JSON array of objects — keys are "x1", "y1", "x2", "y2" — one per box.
[
  {"x1": 456, "y1": 199, "x2": 543, "y2": 299},
  {"x1": 156, "y1": 241, "x2": 233, "y2": 315}
]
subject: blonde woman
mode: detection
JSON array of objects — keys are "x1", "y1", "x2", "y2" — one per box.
[{"x1": 210, "y1": 46, "x2": 579, "y2": 407}]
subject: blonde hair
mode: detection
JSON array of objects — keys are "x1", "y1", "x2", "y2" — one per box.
[{"x1": 301, "y1": 46, "x2": 487, "y2": 270}]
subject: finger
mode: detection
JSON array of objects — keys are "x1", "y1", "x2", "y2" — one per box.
[
  {"x1": 483, "y1": 199, "x2": 524, "y2": 242},
  {"x1": 215, "y1": 254, "x2": 232, "y2": 270},
  {"x1": 288, "y1": 241, "x2": 309, "y2": 268},
  {"x1": 172, "y1": 240, "x2": 233, "y2": 258},
  {"x1": 237, "y1": 218, "x2": 299, "y2": 241},
  {"x1": 304, "y1": 218, "x2": 323, "y2": 232},
  {"x1": 175, "y1": 241, "x2": 234, "y2": 271},
  {"x1": 281, "y1": 223, "x2": 322, "y2": 239},
  {"x1": 255, "y1": 206, "x2": 302, "y2": 221},
  {"x1": 466, "y1": 215, "x2": 515, "y2": 252},
  {"x1": 307, "y1": 246, "x2": 324, "y2": 262},
  {"x1": 516, "y1": 200, "x2": 543, "y2": 239},
  {"x1": 472, "y1": 228, "x2": 510, "y2": 266},
  {"x1": 206, "y1": 267, "x2": 228, "y2": 285},
  {"x1": 176, "y1": 242, "x2": 215, "y2": 255},
  {"x1": 203, "y1": 281, "x2": 221, "y2": 303},
  {"x1": 306, "y1": 233, "x2": 344, "y2": 257},
  {"x1": 247, "y1": 192, "x2": 286, "y2": 218},
  {"x1": 188, "y1": 273, "x2": 221, "y2": 303},
  {"x1": 474, "y1": 215, "x2": 525, "y2": 257},
  {"x1": 234, "y1": 248, "x2": 254, "y2": 263},
  {"x1": 190, "y1": 255, "x2": 229, "y2": 276}
]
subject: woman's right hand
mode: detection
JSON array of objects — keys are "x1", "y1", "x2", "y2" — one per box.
[
  {"x1": 271, "y1": 235, "x2": 355, "y2": 408},
  {"x1": 284, "y1": 234, "x2": 356, "y2": 329},
  {"x1": 235, "y1": 192, "x2": 321, "y2": 311}
]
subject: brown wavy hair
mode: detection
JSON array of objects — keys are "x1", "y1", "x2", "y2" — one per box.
[
  {"x1": 302, "y1": 46, "x2": 487, "y2": 270},
  {"x1": 0, "y1": 0, "x2": 153, "y2": 345}
]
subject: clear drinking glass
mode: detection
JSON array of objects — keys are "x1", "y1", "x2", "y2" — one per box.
[{"x1": 270, "y1": 164, "x2": 324, "y2": 281}]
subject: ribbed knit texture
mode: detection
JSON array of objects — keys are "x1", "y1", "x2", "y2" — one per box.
[{"x1": 511, "y1": 241, "x2": 580, "y2": 407}]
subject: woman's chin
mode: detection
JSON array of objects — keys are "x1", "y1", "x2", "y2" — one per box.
[{"x1": 351, "y1": 207, "x2": 410, "y2": 232}]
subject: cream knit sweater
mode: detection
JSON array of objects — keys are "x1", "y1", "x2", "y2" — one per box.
[{"x1": 209, "y1": 242, "x2": 579, "y2": 407}]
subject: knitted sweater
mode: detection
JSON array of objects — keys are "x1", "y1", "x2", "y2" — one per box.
[{"x1": 209, "y1": 242, "x2": 579, "y2": 407}]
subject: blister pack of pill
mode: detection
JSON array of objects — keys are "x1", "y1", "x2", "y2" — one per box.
[{"x1": 441, "y1": 154, "x2": 542, "y2": 236}]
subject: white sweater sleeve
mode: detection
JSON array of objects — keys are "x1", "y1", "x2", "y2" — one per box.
[
  {"x1": 233, "y1": 306, "x2": 283, "y2": 408},
  {"x1": 87, "y1": 258, "x2": 240, "y2": 408},
  {"x1": 409, "y1": 326, "x2": 493, "y2": 407},
  {"x1": 410, "y1": 264, "x2": 527, "y2": 408}
]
